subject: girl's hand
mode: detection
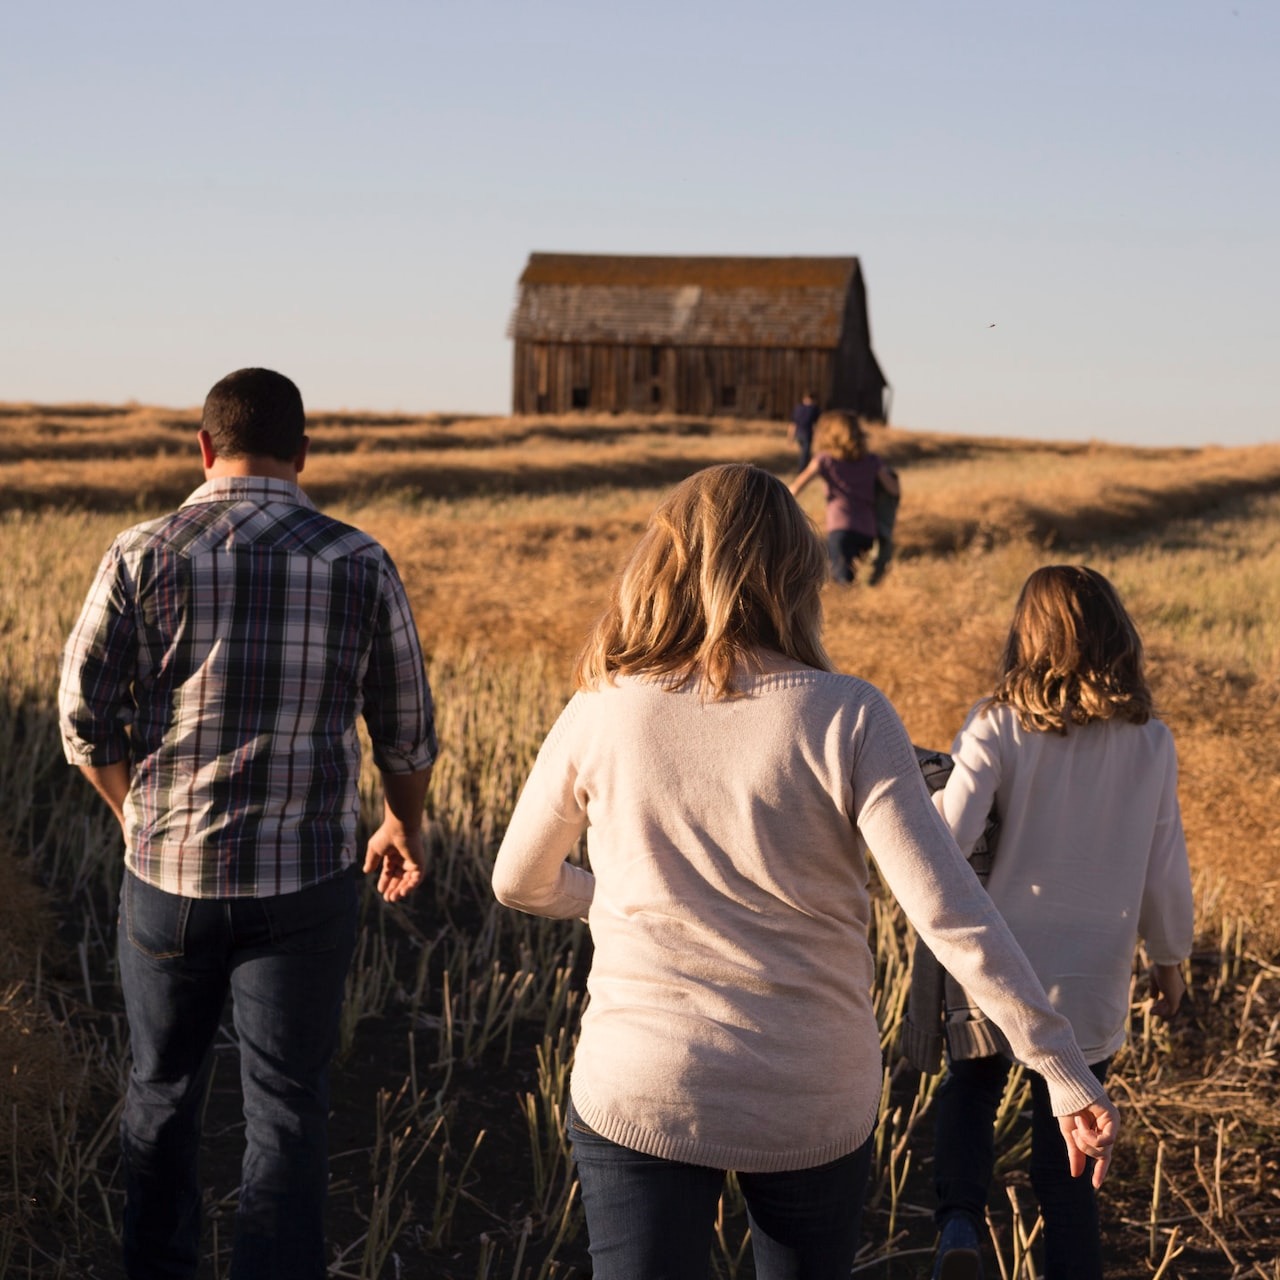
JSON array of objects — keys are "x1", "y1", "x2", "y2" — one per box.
[{"x1": 1148, "y1": 963, "x2": 1188, "y2": 1020}]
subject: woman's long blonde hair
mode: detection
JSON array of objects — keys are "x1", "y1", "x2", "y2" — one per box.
[
  {"x1": 575, "y1": 464, "x2": 833, "y2": 698},
  {"x1": 814, "y1": 411, "x2": 866, "y2": 461},
  {"x1": 991, "y1": 565, "x2": 1153, "y2": 734}
]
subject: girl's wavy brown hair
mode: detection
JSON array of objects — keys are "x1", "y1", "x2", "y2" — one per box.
[
  {"x1": 813, "y1": 410, "x2": 867, "y2": 461},
  {"x1": 575, "y1": 464, "x2": 833, "y2": 698},
  {"x1": 991, "y1": 565, "x2": 1153, "y2": 734}
]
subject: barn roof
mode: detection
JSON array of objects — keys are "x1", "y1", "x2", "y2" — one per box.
[{"x1": 509, "y1": 253, "x2": 862, "y2": 348}]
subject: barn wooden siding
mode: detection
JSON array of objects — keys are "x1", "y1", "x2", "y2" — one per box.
[
  {"x1": 512, "y1": 342, "x2": 835, "y2": 417},
  {"x1": 509, "y1": 254, "x2": 888, "y2": 421}
]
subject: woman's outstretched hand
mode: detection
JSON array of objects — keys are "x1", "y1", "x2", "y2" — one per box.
[{"x1": 1058, "y1": 1094, "x2": 1121, "y2": 1187}]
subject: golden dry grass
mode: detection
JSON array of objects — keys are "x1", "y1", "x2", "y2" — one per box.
[
  {"x1": 0, "y1": 845, "x2": 82, "y2": 1181},
  {"x1": 2, "y1": 402, "x2": 1278, "y2": 1277},
  {"x1": 3, "y1": 402, "x2": 1278, "y2": 946}
]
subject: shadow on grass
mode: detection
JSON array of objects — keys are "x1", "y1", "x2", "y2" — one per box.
[
  {"x1": 895, "y1": 471, "x2": 1280, "y2": 562},
  {"x1": 0, "y1": 449, "x2": 801, "y2": 514}
]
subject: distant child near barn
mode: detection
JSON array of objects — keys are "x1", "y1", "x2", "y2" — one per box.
[
  {"x1": 788, "y1": 390, "x2": 821, "y2": 471},
  {"x1": 790, "y1": 411, "x2": 898, "y2": 585},
  {"x1": 927, "y1": 565, "x2": 1194, "y2": 1280}
]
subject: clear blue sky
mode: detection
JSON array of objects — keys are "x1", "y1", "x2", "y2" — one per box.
[{"x1": 3, "y1": 1, "x2": 1276, "y2": 445}]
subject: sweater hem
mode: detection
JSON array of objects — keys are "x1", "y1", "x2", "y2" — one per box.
[{"x1": 568, "y1": 1084, "x2": 879, "y2": 1174}]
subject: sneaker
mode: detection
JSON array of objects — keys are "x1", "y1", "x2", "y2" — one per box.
[{"x1": 931, "y1": 1215, "x2": 983, "y2": 1280}]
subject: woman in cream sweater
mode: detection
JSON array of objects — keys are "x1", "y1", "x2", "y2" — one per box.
[{"x1": 492, "y1": 465, "x2": 1118, "y2": 1280}]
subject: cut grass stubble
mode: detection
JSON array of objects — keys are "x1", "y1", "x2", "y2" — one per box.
[{"x1": 1, "y1": 408, "x2": 1277, "y2": 1278}]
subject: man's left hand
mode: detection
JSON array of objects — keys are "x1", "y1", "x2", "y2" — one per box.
[{"x1": 363, "y1": 819, "x2": 425, "y2": 902}]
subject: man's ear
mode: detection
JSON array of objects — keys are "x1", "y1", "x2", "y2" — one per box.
[
  {"x1": 294, "y1": 434, "x2": 310, "y2": 475},
  {"x1": 197, "y1": 429, "x2": 217, "y2": 471}
]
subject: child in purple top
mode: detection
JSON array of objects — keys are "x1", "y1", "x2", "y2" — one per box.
[{"x1": 790, "y1": 412, "x2": 899, "y2": 583}]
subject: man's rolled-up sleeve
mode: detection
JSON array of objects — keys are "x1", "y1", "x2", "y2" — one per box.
[
  {"x1": 58, "y1": 544, "x2": 137, "y2": 766},
  {"x1": 362, "y1": 551, "x2": 437, "y2": 774}
]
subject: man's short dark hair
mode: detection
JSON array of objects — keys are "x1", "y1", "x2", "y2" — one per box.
[{"x1": 202, "y1": 368, "x2": 306, "y2": 460}]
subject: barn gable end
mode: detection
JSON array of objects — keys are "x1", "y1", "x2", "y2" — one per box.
[{"x1": 508, "y1": 253, "x2": 888, "y2": 420}]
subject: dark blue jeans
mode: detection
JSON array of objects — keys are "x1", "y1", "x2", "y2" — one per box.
[
  {"x1": 568, "y1": 1100, "x2": 873, "y2": 1280},
  {"x1": 826, "y1": 530, "x2": 875, "y2": 584},
  {"x1": 117, "y1": 867, "x2": 359, "y2": 1280},
  {"x1": 795, "y1": 433, "x2": 813, "y2": 472},
  {"x1": 933, "y1": 1054, "x2": 1111, "y2": 1280}
]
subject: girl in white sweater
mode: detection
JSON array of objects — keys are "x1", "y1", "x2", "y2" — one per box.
[
  {"x1": 493, "y1": 466, "x2": 1119, "y2": 1280},
  {"x1": 931, "y1": 566, "x2": 1193, "y2": 1280}
]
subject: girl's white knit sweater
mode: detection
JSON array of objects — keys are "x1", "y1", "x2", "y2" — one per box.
[{"x1": 938, "y1": 701, "x2": 1194, "y2": 1063}]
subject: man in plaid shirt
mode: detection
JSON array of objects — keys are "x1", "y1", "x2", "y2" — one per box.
[{"x1": 58, "y1": 368, "x2": 437, "y2": 1280}]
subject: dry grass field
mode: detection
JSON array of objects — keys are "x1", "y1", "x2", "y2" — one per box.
[{"x1": 1, "y1": 402, "x2": 1277, "y2": 1278}]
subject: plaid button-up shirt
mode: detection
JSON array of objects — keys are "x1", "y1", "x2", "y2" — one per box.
[{"x1": 58, "y1": 476, "x2": 437, "y2": 898}]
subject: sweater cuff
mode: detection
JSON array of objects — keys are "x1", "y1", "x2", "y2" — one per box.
[
  {"x1": 1033, "y1": 1040, "x2": 1105, "y2": 1116},
  {"x1": 899, "y1": 1020, "x2": 943, "y2": 1075}
]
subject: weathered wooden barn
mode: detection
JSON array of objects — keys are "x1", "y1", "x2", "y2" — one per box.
[{"x1": 508, "y1": 253, "x2": 889, "y2": 420}]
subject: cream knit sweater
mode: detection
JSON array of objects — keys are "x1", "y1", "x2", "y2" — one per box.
[
  {"x1": 493, "y1": 670, "x2": 1103, "y2": 1173},
  {"x1": 938, "y1": 701, "x2": 1194, "y2": 1063}
]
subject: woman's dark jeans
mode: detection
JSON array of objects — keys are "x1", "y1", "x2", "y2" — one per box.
[
  {"x1": 117, "y1": 867, "x2": 359, "y2": 1280},
  {"x1": 933, "y1": 1054, "x2": 1111, "y2": 1280},
  {"x1": 826, "y1": 530, "x2": 875, "y2": 584},
  {"x1": 568, "y1": 1100, "x2": 873, "y2": 1280}
]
